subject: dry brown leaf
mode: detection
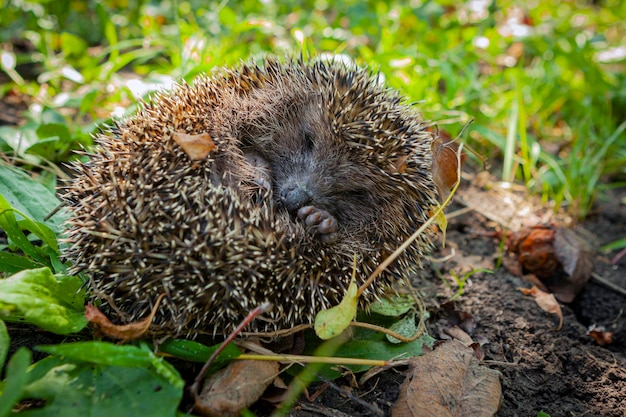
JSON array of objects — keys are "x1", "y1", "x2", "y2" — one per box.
[
  {"x1": 391, "y1": 340, "x2": 502, "y2": 417},
  {"x1": 459, "y1": 184, "x2": 544, "y2": 232},
  {"x1": 195, "y1": 359, "x2": 280, "y2": 417},
  {"x1": 430, "y1": 129, "x2": 466, "y2": 202},
  {"x1": 587, "y1": 325, "x2": 613, "y2": 346},
  {"x1": 85, "y1": 293, "x2": 165, "y2": 341},
  {"x1": 172, "y1": 131, "x2": 217, "y2": 161},
  {"x1": 518, "y1": 286, "x2": 563, "y2": 330},
  {"x1": 514, "y1": 226, "x2": 559, "y2": 278},
  {"x1": 451, "y1": 253, "x2": 495, "y2": 276},
  {"x1": 551, "y1": 227, "x2": 594, "y2": 302},
  {"x1": 508, "y1": 226, "x2": 594, "y2": 302}
]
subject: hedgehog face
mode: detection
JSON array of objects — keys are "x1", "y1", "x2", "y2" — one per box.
[{"x1": 242, "y1": 100, "x2": 381, "y2": 242}]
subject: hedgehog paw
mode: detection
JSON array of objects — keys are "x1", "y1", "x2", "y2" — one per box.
[{"x1": 297, "y1": 206, "x2": 338, "y2": 244}]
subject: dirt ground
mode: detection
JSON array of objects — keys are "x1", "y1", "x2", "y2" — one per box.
[{"x1": 284, "y1": 185, "x2": 626, "y2": 417}]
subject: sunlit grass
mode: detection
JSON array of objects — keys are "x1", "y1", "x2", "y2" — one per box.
[{"x1": 0, "y1": 0, "x2": 624, "y2": 218}]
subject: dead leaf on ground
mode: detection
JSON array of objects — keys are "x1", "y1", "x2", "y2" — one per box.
[
  {"x1": 508, "y1": 225, "x2": 594, "y2": 302},
  {"x1": 85, "y1": 293, "x2": 165, "y2": 341},
  {"x1": 391, "y1": 340, "x2": 501, "y2": 417},
  {"x1": 518, "y1": 286, "x2": 563, "y2": 330},
  {"x1": 172, "y1": 131, "x2": 217, "y2": 161},
  {"x1": 551, "y1": 227, "x2": 594, "y2": 302},
  {"x1": 459, "y1": 182, "x2": 545, "y2": 232},
  {"x1": 436, "y1": 303, "x2": 485, "y2": 360},
  {"x1": 195, "y1": 359, "x2": 280, "y2": 417},
  {"x1": 587, "y1": 325, "x2": 613, "y2": 346}
]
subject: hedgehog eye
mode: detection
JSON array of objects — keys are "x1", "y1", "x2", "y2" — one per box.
[
  {"x1": 339, "y1": 188, "x2": 370, "y2": 202},
  {"x1": 303, "y1": 131, "x2": 315, "y2": 151}
]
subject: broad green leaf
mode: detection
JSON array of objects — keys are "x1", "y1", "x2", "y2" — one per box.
[
  {"x1": 369, "y1": 294, "x2": 416, "y2": 317},
  {"x1": 37, "y1": 342, "x2": 183, "y2": 389},
  {"x1": 386, "y1": 310, "x2": 417, "y2": 344},
  {"x1": 158, "y1": 338, "x2": 241, "y2": 364},
  {"x1": 0, "y1": 348, "x2": 31, "y2": 417},
  {"x1": 21, "y1": 354, "x2": 182, "y2": 417},
  {"x1": 0, "y1": 320, "x2": 7, "y2": 370},
  {"x1": 299, "y1": 328, "x2": 435, "y2": 380},
  {"x1": 0, "y1": 164, "x2": 67, "y2": 233},
  {"x1": 314, "y1": 277, "x2": 358, "y2": 340},
  {"x1": 0, "y1": 194, "x2": 51, "y2": 266},
  {"x1": 0, "y1": 268, "x2": 86, "y2": 334},
  {"x1": 0, "y1": 252, "x2": 41, "y2": 275}
]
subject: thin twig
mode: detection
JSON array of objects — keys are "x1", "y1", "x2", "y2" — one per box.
[{"x1": 591, "y1": 272, "x2": 626, "y2": 297}]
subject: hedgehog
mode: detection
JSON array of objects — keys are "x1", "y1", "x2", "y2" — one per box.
[{"x1": 61, "y1": 57, "x2": 439, "y2": 338}]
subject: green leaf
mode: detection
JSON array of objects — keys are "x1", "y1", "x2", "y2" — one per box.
[
  {"x1": 0, "y1": 252, "x2": 41, "y2": 274},
  {"x1": 20, "y1": 354, "x2": 182, "y2": 417},
  {"x1": 314, "y1": 276, "x2": 358, "y2": 340},
  {"x1": 0, "y1": 348, "x2": 31, "y2": 417},
  {"x1": 0, "y1": 164, "x2": 66, "y2": 233},
  {"x1": 300, "y1": 328, "x2": 435, "y2": 380},
  {"x1": 386, "y1": 310, "x2": 417, "y2": 344},
  {"x1": 157, "y1": 338, "x2": 241, "y2": 364},
  {"x1": 60, "y1": 32, "x2": 88, "y2": 58},
  {"x1": 0, "y1": 320, "x2": 8, "y2": 370},
  {"x1": 369, "y1": 294, "x2": 416, "y2": 317},
  {"x1": 37, "y1": 342, "x2": 183, "y2": 389},
  {"x1": 0, "y1": 194, "x2": 52, "y2": 266},
  {"x1": 0, "y1": 267, "x2": 87, "y2": 334}
]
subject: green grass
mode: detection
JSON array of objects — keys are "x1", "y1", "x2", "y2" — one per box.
[{"x1": 1, "y1": 0, "x2": 624, "y2": 217}]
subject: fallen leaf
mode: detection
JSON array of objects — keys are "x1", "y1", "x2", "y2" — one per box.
[
  {"x1": 518, "y1": 286, "x2": 563, "y2": 330},
  {"x1": 391, "y1": 340, "x2": 501, "y2": 417},
  {"x1": 587, "y1": 325, "x2": 613, "y2": 346},
  {"x1": 85, "y1": 293, "x2": 165, "y2": 341},
  {"x1": 430, "y1": 129, "x2": 466, "y2": 201},
  {"x1": 314, "y1": 274, "x2": 358, "y2": 340},
  {"x1": 195, "y1": 359, "x2": 280, "y2": 417},
  {"x1": 459, "y1": 183, "x2": 544, "y2": 232},
  {"x1": 172, "y1": 131, "x2": 217, "y2": 161},
  {"x1": 508, "y1": 225, "x2": 594, "y2": 302},
  {"x1": 551, "y1": 227, "x2": 594, "y2": 302},
  {"x1": 441, "y1": 302, "x2": 477, "y2": 335},
  {"x1": 387, "y1": 310, "x2": 417, "y2": 344},
  {"x1": 513, "y1": 226, "x2": 559, "y2": 278}
]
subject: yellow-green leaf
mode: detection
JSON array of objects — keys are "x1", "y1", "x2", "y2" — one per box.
[{"x1": 314, "y1": 277, "x2": 358, "y2": 340}]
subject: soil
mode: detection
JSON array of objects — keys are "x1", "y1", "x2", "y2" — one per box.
[{"x1": 282, "y1": 184, "x2": 626, "y2": 417}]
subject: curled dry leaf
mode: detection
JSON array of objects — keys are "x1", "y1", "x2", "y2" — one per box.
[
  {"x1": 430, "y1": 129, "x2": 466, "y2": 202},
  {"x1": 391, "y1": 340, "x2": 501, "y2": 417},
  {"x1": 587, "y1": 325, "x2": 613, "y2": 346},
  {"x1": 85, "y1": 293, "x2": 165, "y2": 342},
  {"x1": 508, "y1": 225, "x2": 594, "y2": 303},
  {"x1": 172, "y1": 131, "x2": 217, "y2": 161},
  {"x1": 195, "y1": 359, "x2": 280, "y2": 417},
  {"x1": 518, "y1": 286, "x2": 563, "y2": 330},
  {"x1": 551, "y1": 227, "x2": 594, "y2": 302}
]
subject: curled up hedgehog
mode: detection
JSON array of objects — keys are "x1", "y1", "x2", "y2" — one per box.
[{"x1": 62, "y1": 57, "x2": 440, "y2": 338}]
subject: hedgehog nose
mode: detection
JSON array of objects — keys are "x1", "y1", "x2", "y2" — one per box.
[{"x1": 280, "y1": 184, "x2": 312, "y2": 213}]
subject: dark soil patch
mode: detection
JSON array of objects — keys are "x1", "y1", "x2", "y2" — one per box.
[{"x1": 285, "y1": 187, "x2": 626, "y2": 417}]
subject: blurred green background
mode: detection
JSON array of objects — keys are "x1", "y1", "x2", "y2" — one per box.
[{"x1": 0, "y1": 0, "x2": 625, "y2": 218}]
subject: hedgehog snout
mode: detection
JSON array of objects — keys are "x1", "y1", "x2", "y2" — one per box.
[{"x1": 280, "y1": 181, "x2": 313, "y2": 213}]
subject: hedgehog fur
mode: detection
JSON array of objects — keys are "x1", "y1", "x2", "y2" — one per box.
[{"x1": 62, "y1": 57, "x2": 439, "y2": 337}]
